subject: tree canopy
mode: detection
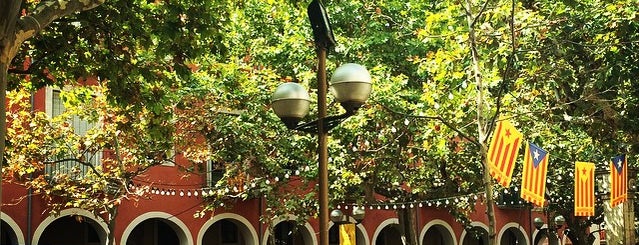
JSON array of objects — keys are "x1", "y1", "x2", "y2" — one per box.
[{"x1": 1, "y1": 0, "x2": 638, "y2": 245}]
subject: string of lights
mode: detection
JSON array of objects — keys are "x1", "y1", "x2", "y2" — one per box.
[{"x1": 131, "y1": 153, "x2": 633, "y2": 210}]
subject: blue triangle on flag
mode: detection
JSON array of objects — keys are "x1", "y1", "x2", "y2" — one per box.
[
  {"x1": 611, "y1": 155, "x2": 625, "y2": 174},
  {"x1": 528, "y1": 142, "x2": 547, "y2": 168}
]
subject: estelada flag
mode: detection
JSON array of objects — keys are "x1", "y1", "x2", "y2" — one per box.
[
  {"x1": 520, "y1": 142, "x2": 549, "y2": 207},
  {"x1": 575, "y1": 161, "x2": 595, "y2": 216},
  {"x1": 487, "y1": 119, "x2": 523, "y2": 187},
  {"x1": 339, "y1": 223, "x2": 356, "y2": 245},
  {"x1": 610, "y1": 154, "x2": 627, "y2": 207}
]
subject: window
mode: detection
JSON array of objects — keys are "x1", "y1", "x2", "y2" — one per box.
[
  {"x1": 44, "y1": 88, "x2": 102, "y2": 179},
  {"x1": 206, "y1": 161, "x2": 225, "y2": 187}
]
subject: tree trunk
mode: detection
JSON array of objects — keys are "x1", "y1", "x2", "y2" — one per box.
[
  {"x1": 0, "y1": 58, "x2": 7, "y2": 245},
  {"x1": 463, "y1": 0, "x2": 497, "y2": 243},
  {"x1": 106, "y1": 205, "x2": 119, "y2": 245},
  {"x1": 397, "y1": 208, "x2": 418, "y2": 245},
  {"x1": 0, "y1": 2, "x2": 21, "y2": 243}
]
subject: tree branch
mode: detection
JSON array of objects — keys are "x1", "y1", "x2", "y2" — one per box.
[
  {"x1": 14, "y1": 0, "x2": 106, "y2": 45},
  {"x1": 376, "y1": 102, "x2": 481, "y2": 147},
  {"x1": 486, "y1": 0, "x2": 517, "y2": 138}
]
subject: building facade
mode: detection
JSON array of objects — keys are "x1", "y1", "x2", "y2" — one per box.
[{"x1": 0, "y1": 86, "x2": 600, "y2": 245}]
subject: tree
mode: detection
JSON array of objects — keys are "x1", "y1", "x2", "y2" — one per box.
[
  {"x1": 2, "y1": 1, "x2": 232, "y2": 244},
  {"x1": 4, "y1": 1, "x2": 638, "y2": 245},
  {"x1": 5, "y1": 85, "x2": 170, "y2": 245},
  {"x1": 516, "y1": 1, "x2": 639, "y2": 244},
  {"x1": 181, "y1": 1, "x2": 525, "y2": 244},
  {"x1": 189, "y1": 1, "x2": 639, "y2": 244}
]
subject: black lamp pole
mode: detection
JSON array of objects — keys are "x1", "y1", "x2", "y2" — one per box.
[
  {"x1": 271, "y1": 2, "x2": 372, "y2": 245},
  {"x1": 307, "y1": 1, "x2": 334, "y2": 244}
]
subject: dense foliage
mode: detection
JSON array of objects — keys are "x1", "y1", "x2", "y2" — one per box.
[{"x1": 1, "y1": 0, "x2": 638, "y2": 245}]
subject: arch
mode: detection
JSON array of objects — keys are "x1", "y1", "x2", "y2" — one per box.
[
  {"x1": 32, "y1": 208, "x2": 108, "y2": 245},
  {"x1": 371, "y1": 218, "x2": 402, "y2": 245},
  {"x1": 459, "y1": 221, "x2": 489, "y2": 245},
  {"x1": 497, "y1": 222, "x2": 529, "y2": 245},
  {"x1": 261, "y1": 214, "x2": 316, "y2": 245},
  {"x1": 197, "y1": 212, "x2": 259, "y2": 245},
  {"x1": 120, "y1": 211, "x2": 193, "y2": 245},
  {"x1": 419, "y1": 219, "x2": 457, "y2": 245},
  {"x1": 328, "y1": 221, "x2": 370, "y2": 245},
  {"x1": 1, "y1": 212, "x2": 26, "y2": 245}
]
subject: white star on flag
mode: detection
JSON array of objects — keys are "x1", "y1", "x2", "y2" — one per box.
[{"x1": 533, "y1": 149, "x2": 540, "y2": 161}]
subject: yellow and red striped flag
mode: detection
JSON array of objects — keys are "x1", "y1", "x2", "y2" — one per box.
[
  {"x1": 575, "y1": 161, "x2": 595, "y2": 216},
  {"x1": 339, "y1": 223, "x2": 356, "y2": 245},
  {"x1": 610, "y1": 154, "x2": 627, "y2": 207},
  {"x1": 487, "y1": 119, "x2": 523, "y2": 187},
  {"x1": 520, "y1": 142, "x2": 549, "y2": 207}
]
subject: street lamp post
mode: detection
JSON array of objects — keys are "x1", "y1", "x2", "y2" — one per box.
[{"x1": 270, "y1": 2, "x2": 372, "y2": 245}]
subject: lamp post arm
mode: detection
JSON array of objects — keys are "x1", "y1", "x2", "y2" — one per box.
[{"x1": 293, "y1": 111, "x2": 355, "y2": 134}]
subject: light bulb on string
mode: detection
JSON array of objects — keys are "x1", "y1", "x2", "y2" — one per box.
[{"x1": 180, "y1": 190, "x2": 184, "y2": 197}]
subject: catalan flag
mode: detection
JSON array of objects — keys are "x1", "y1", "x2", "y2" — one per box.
[
  {"x1": 520, "y1": 142, "x2": 549, "y2": 207},
  {"x1": 339, "y1": 224, "x2": 356, "y2": 245},
  {"x1": 575, "y1": 161, "x2": 595, "y2": 216},
  {"x1": 610, "y1": 154, "x2": 627, "y2": 207},
  {"x1": 487, "y1": 119, "x2": 523, "y2": 187}
]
